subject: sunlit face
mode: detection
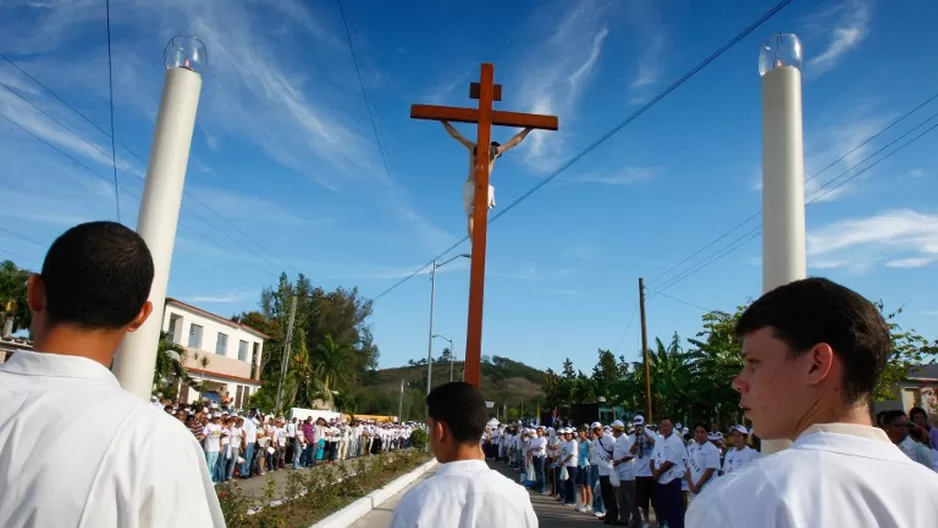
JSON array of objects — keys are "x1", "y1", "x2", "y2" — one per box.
[
  {"x1": 734, "y1": 327, "x2": 827, "y2": 440},
  {"x1": 694, "y1": 426, "x2": 707, "y2": 444},
  {"x1": 659, "y1": 419, "x2": 673, "y2": 437},
  {"x1": 730, "y1": 430, "x2": 747, "y2": 448}
]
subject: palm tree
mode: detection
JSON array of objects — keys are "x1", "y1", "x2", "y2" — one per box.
[
  {"x1": 153, "y1": 331, "x2": 197, "y2": 397},
  {"x1": 309, "y1": 335, "x2": 353, "y2": 409}
]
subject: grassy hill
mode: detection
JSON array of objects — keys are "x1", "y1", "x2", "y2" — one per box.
[{"x1": 348, "y1": 355, "x2": 547, "y2": 422}]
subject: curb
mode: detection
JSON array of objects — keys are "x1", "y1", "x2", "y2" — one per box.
[{"x1": 309, "y1": 458, "x2": 438, "y2": 528}]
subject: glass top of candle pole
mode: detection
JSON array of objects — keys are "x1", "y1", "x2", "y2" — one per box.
[
  {"x1": 758, "y1": 33, "x2": 802, "y2": 76},
  {"x1": 164, "y1": 36, "x2": 207, "y2": 74}
]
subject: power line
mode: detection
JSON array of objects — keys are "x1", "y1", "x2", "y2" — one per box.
[
  {"x1": 105, "y1": 0, "x2": 121, "y2": 222},
  {"x1": 0, "y1": 226, "x2": 44, "y2": 248},
  {"x1": 0, "y1": 246, "x2": 39, "y2": 266},
  {"x1": 652, "y1": 290, "x2": 714, "y2": 312},
  {"x1": 613, "y1": 302, "x2": 639, "y2": 354},
  {"x1": 0, "y1": 52, "x2": 302, "y2": 278},
  {"x1": 337, "y1": 0, "x2": 394, "y2": 185},
  {"x1": 372, "y1": 0, "x2": 796, "y2": 302},
  {"x1": 650, "y1": 115, "x2": 938, "y2": 294},
  {"x1": 645, "y1": 89, "x2": 938, "y2": 289}
]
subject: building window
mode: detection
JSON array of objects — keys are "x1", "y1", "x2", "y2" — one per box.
[
  {"x1": 168, "y1": 317, "x2": 177, "y2": 340},
  {"x1": 238, "y1": 340, "x2": 249, "y2": 361},
  {"x1": 216, "y1": 333, "x2": 228, "y2": 355},
  {"x1": 188, "y1": 324, "x2": 203, "y2": 349},
  {"x1": 235, "y1": 385, "x2": 244, "y2": 408}
]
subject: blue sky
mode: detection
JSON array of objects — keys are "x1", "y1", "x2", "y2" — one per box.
[{"x1": 2, "y1": 0, "x2": 937, "y2": 374}]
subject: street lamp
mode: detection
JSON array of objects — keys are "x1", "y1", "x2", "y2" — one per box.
[
  {"x1": 426, "y1": 253, "x2": 470, "y2": 401},
  {"x1": 432, "y1": 334, "x2": 455, "y2": 381},
  {"x1": 112, "y1": 36, "x2": 206, "y2": 399}
]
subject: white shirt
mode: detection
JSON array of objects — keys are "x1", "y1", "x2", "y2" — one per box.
[
  {"x1": 650, "y1": 432, "x2": 686, "y2": 485},
  {"x1": 721, "y1": 445, "x2": 758, "y2": 475},
  {"x1": 685, "y1": 440, "x2": 721, "y2": 491},
  {"x1": 0, "y1": 351, "x2": 224, "y2": 527},
  {"x1": 203, "y1": 423, "x2": 222, "y2": 452},
  {"x1": 613, "y1": 433, "x2": 636, "y2": 481},
  {"x1": 391, "y1": 459, "x2": 537, "y2": 527},
  {"x1": 687, "y1": 423, "x2": 938, "y2": 527},
  {"x1": 562, "y1": 439, "x2": 579, "y2": 467},
  {"x1": 528, "y1": 436, "x2": 547, "y2": 457},
  {"x1": 592, "y1": 434, "x2": 616, "y2": 476},
  {"x1": 632, "y1": 428, "x2": 657, "y2": 478},
  {"x1": 242, "y1": 417, "x2": 258, "y2": 443}
]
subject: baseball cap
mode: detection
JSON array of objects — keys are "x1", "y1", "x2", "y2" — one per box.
[
  {"x1": 732, "y1": 424, "x2": 749, "y2": 436},
  {"x1": 633, "y1": 414, "x2": 645, "y2": 425},
  {"x1": 611, "y1": 420, "x2": 626, "y2": 430},
  {"x1": 590, "y1": 421, "x2": 602, "y2": 430}
]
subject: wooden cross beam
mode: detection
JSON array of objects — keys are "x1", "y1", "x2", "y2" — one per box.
[{"x1": 410, "y1": 63, "x2": 559, "y2": 388}]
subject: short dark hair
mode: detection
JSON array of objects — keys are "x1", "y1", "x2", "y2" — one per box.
[
  {"x1": 693, "y1": 421, "x2": 709, "y2": 432},
  {"x1": 41, "y1": 221, "x2": 153, "y2": 330},
  {"x1": 909, "y1": 406, "x2": 927, "y2": 421},
  {"x1": 882, "y1": 410, "x2": 907, "y2": 425},
  {"x1": 736, "y1": 277, "x2": 890, "y2": 404},
  {"x1": 426, "y1": 381, "x2": 487, "y2": 444}
]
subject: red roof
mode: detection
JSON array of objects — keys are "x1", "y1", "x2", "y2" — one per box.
[{"x1": 165, "y1": 297, "x2": 272, "y2": 340}]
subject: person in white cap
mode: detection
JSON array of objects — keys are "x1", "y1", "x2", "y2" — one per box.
[
  {"x1": 611, "y1": 419, "x2": 642, "y2": 525},
  {"x1": 686, "y1": 278, "x2": 938, "y2": 527},
  {"x1": 721, "y1": 425, "x2": 757, "y2": 475},
  {"x1": 591, "y1": 421, "x2": 617, "y2": 524},
  {"x1": 629, "y1": 414, "x2": 657, "y2": 527},
  {"x1": 0, "y1": 222, "x2": 224, "y2": 526}
]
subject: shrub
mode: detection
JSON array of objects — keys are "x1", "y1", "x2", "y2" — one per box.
[{"x1": 409, "y1": 428, "x2": 428, "y2": 449}]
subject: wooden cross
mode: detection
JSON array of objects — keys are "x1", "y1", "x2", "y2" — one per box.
[{"x1": 410, "y1": 63, "x2": 559, "y2": 388}]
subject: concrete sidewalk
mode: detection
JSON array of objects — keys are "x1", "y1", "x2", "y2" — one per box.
[{"x1": 347, "y1": 469, "x2": 436, "y2": 527}]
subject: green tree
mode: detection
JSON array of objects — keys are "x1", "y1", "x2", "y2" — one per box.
[
  {"x1": 875, "y1": 303, "x2": 938, "y2": 401},
  {"x1": 0, "y1": 260, "x2": 31, "y2": 333},
  {"x1": 153, "y1": 331, "x2": 198, "y2": 399},
  {"x1": 591, "y1": 348, "x2": 620, "y2": 398}
]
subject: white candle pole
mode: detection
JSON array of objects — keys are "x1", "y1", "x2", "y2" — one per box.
[
  {"x1": 111, "y1": 36, "x2": 206, "y2": 400},
  {"x1": 759, "y1": 33, "x2": 806, "y2": 454}
]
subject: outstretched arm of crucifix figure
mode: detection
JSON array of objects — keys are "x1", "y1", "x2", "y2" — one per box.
[
  {"x1": 441, "y1": 121, "x2": 475, "y2": 150},
  {"x1": 496, "y1": 127, "x2": 534, "y2": 155}
]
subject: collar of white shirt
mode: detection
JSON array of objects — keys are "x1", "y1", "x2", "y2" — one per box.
[
  {"x1": 436, "y1": 459, "x2": 487, "y2": 476},
  {"x1": 1, "y1": 350, "x2": 119, "y2": 387},
  {"x1": 798, "y1": 422, "x2": 890, "y2": 444}
]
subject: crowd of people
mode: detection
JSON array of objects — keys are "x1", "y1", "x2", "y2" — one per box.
[
  {"x1": 151, "y1": 396, "x2": 419, "y2": 484},
  {"x1": 485, "y1": 405, "x2": 938, "y2": 527}
]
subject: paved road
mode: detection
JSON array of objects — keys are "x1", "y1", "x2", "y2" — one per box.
[
  {"x1": 350, "y1": 461, "x2": 614, "y2": 527},
  {"x1": 349, "y1": 470, "x2": 436, "y2": 527}
]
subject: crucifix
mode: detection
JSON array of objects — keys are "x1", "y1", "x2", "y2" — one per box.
[{"x1": 410, "y1": 63, "x2": 559, "y2": 387}]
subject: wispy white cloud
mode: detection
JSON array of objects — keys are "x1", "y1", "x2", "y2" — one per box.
[
  {"x1": 518, "y1": 1, "x2": 611, "y2": 172},
  {"x1": 566, "y1": 167, "x2": 657, "y2": 186},
  {"x1": 188, "y1": 290, "x2": 255, "y2": 304},
  {"x1": 334, "y1": 258, "x2": 470, "y2": 281},
  {"x1": 0, "y1": 0, "x2": 451, "y2": 252},
  {"x1": 805, "y1": 0, "x2": 872, "y2": 76},
  {"x1": 548, "y1": 289, "x2": 590, "y2": 298},
  {"x1": 806, "y1": 209, "x2": 938, "y2": 272}
]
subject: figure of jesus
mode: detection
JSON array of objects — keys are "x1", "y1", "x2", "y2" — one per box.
[{"x1": 442, "y1": 121, "x2": 533, "y2": 239}]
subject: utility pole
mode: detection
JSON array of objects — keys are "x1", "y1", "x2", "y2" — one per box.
[
  {"x1": 449, "y1": 343, "x2": 456, "y2": 382},
  {"x1": 398, "y1": 379, "x2": 404, "y2": 423},
  {"x1": 274, "y1": 295, "x2": 298, "y2": 415},
  {"x1": 639, "y1": 278, "x2": 652, "y2": 423},
  {"x1": 426, "y1": 261, "x2": 437, "y2": 401}
]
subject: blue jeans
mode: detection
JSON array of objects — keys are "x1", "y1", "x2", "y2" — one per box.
[
  {"x1": 205, "y1": 451, "x2": 220, "y2": 483},
  {"x1": 226, "y1": 448, "x2": 240, "y2": 480},
  {"x1": 292, "y1": 438, "x2": 302, "y2": 469},
  {"x1": 591, "y1": 464, "x2": 605, "y2": 513},
  {"x1": 241, "y1": 443, "x2": 255, "y2": 477},
  {"x1": 533, "y1": 456, "x2": 546, "y2": 493}
]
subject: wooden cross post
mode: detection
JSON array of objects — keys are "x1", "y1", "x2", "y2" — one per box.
[{"x1": 410, "y1": 63, "x2": 559, "y2": 387}]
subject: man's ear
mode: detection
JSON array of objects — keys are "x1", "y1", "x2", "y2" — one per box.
[{"x1": 126, "y1": 300, "x2": 153, "y2": 332}]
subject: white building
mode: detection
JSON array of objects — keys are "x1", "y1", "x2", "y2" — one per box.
[{"x1": 163, "y1": 297, "x2": 268, "y2": 407}]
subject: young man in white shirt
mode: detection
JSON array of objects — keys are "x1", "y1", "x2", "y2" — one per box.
[
  {"x1": 0, "y1": 221, "x2": 224, "y2": 527},
  {"x1": 684, "y1": 422, "x2": 721, "y2": 500},
  {"x1": 391, "y1": 382, "x2": 537, "y2": 527},
  {"x1": 611, "y1": 419, "x2": 642, "y2": 526},
  {"x1": 650, "y1": 417, "x2": 687, "y2": 528},
  {"x1": 686, "y1": 277, "x2": 938, "y2": 527},
  {"x1": 591, "y1": 422, "x2": 617, "y2": 524}
]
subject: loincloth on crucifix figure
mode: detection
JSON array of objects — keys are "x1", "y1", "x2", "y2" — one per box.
[{"x1": 442, "y1": 121, "x2": 533, "y2": 239}]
